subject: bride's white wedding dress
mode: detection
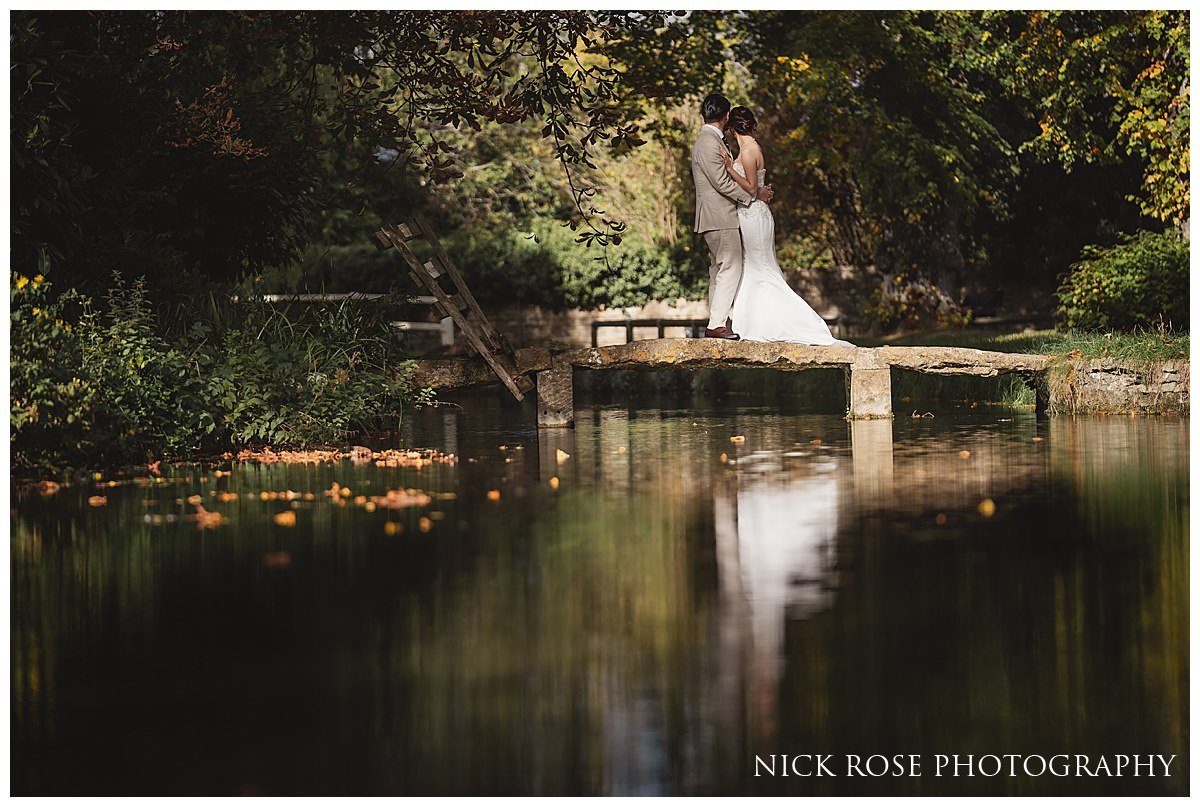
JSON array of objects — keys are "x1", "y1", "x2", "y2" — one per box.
[{"x1": 729, "y1": 162, "x2": 854, "y2": 346}]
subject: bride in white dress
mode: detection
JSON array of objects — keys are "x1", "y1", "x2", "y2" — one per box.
[{"x1": 720, "y1": 106, "x2": 855, "y2": 347}]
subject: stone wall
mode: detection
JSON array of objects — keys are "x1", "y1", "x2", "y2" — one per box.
[{"x1": 1050, "y1": 359, "x2": 1189, "y2": 415}]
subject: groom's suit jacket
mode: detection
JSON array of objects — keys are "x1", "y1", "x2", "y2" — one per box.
[{"x1": 692, "y1": 125, "x2": 754, "y2": 233}]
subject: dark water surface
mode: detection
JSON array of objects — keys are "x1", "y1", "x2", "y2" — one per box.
[{"x1": 11, "y1": 398, "x2": 1189, "y2": 795}]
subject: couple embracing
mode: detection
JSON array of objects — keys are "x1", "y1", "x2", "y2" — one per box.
[{"x1": 692, "y1": 93, "x2": 854, "y2": 347}]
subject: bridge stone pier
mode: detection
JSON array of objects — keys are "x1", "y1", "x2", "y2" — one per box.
[{"x1": 534, "y1": 339, "x2": 1051, "y2": 427}]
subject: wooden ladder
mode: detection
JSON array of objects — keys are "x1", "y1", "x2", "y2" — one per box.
[{"x1": 372, "y1": 214, "x2": 531, "y2": 401}]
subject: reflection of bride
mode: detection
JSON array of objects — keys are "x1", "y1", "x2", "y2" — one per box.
[
  {"x1": 734, "y1": 475, "x2": 839, "y2": 651},
  {"x1": 714, "y1": 460, "x2": 840, "y2": 743}
]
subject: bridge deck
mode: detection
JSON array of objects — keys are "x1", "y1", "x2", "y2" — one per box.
[{"x1": 408, "y1": 338, "x2": 1053, "y2": 426}]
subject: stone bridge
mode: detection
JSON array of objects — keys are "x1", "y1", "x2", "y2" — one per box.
[{"x1": 409, "y1": 338, "x2": 1059, "y2": 426}]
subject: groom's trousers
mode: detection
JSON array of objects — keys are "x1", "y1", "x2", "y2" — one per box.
[{"x1": 704, "y1": 228, "x2": 744, "y2": 331}]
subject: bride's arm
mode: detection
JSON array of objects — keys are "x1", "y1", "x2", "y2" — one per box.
[{"x1": 720, "y1": 150, "x2": 757, "y2": 196}]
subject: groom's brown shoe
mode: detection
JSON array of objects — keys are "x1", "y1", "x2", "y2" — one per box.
[{"x1": 704, "y1": 327, "x2": 741, "y2": 340}]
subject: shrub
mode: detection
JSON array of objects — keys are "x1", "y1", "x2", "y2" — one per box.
[
  {"x1": 11, "y1": 270, "x2": 96, "y2": 468},
  {"x1": 11, "y1": 270, "x2": 419, "y2": 471},
  {"x1": 190, "y1": 295, "x2": 415, "y2": 446},
  {"x1": 446, "y1": 218, "x2": 699, "y2": 310},
  {"x1": 861, "y1": 273, "x2": 971, "y2": 334},
  {"x1": 1055, "y1": 230, "x2": 1189, "y2": 331}
]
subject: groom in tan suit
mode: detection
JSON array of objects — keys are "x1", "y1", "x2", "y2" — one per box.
[{"x1": 692, "y1": 93, "x2": 773, "y2": 339}]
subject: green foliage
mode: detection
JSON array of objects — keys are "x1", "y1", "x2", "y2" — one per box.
[
  {"x1": 191, "y1": 296, "x2": 413, "y2": 446},
  {"x1": 861, "y1": 273, "x2": 972, "y2": 334},
  {"x1": 10, "y1": 269, "x2": 95, "y2": 466},
  {"x1": 986, "y1": 10, "x2": 1189, "y2": 225},
  {"x1": 10, "y1": 11, "x2": 680, "y2": 289},
  {"x1": 11, "y1": 272, "x2": 418, "y2": 471},
  {"x1": 446, "y1": 219, "x2": 701, "y2": 310},
  {"x1": 1054, "y1": 231, "x2": 1189, "y2": 332},
  {"x1": 80, "y1": 275, "x2": 207, "y2": 459}
]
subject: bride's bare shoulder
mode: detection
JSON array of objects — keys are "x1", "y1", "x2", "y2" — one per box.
[{"x1": 741, "y1": 139, "x2": 765, "y2": 161}]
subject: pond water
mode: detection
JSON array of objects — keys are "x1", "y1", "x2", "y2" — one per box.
[{"x1": 11, "y1": 393, "x2": 1189, "y2": 795}]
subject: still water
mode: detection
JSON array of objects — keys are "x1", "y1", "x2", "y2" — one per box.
[{"x1": 11, "y1": 396, "x2": 1189, "y2": 795}]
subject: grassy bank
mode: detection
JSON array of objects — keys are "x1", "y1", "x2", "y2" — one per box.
[
  {"x1": 11, "y1": 272, "x2": 426, "y2": 475},
  {"x1": 858, "y1": 328, "x2": 1189, "y2": 362},
  {"x1": 858, "y1": 328, "x2": 1189, "y2": 409}
]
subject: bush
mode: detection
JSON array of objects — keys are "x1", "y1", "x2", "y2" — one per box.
[
  {"x1": 11, "y1": 270, "x2": 419, "y2": 471},
  {"x1": 1055, "y1": 230, "x2": 1189, "y2": 331},
  {"x1": 11, "y1": 270, "x2": 96, "y2": 467},
  {"x1": 861, "y1": 273, "x2": 971, "y2": 334},
  {"x1": 190, "y1": 294, "x2": 415, "y2": 447},
  {"x1": 446, "y1": 218, "x2": 701, "y2": 310}
]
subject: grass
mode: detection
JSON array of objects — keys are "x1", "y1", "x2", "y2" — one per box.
[
  {"x1": 856, "y1": 327, "x2": 1189, "y2": 410},
  {"x1": 856, "y1": 328, "x2": 1189, "y2": 363}
]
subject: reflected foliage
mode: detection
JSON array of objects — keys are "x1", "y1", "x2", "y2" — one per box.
[{"x1": 10, "y1": 409, "x2": 1189, "y2": 795}]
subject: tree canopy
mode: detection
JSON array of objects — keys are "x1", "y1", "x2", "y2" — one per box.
[{"x1": 10, "y1": 10, "x2": 1189, "y2": 321}]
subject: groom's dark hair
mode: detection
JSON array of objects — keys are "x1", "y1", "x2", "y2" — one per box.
[{"x1": 701, "y1": 93, "x2": 731, "y2": 123}]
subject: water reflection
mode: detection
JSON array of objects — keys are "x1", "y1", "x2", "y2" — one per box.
[
  {"x1": 10, "y1": 405, "x2": 1188, "y2": 796},
  {"x1": 715, "y1": 453, "x2": 841, "y2": 749}
]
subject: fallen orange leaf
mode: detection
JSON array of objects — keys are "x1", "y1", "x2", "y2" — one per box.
[{"x1": 263, "y1": 551, "x2": 292, "y2": 568}]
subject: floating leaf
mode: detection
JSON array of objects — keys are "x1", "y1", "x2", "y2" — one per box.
[
  {"x1": 978, "y1": 499, "x2": 997, "y2": 518},
  {"x1": 273, "y1": 511, "x2": 297, "y2": 527},
  {"x1": 192, "y1": 504, "x2": 225, "y2": 529},
  {"x1": 263, "y1": 551, "x2": 292, "y2": 568},
  {"x1": 87, "y1": 495, "x2": 107, "y2": 507}
]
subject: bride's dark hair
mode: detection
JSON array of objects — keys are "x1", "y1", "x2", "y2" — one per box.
[{"x1": 728, "y1": 106, "x2": 757, "y2": 135}]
